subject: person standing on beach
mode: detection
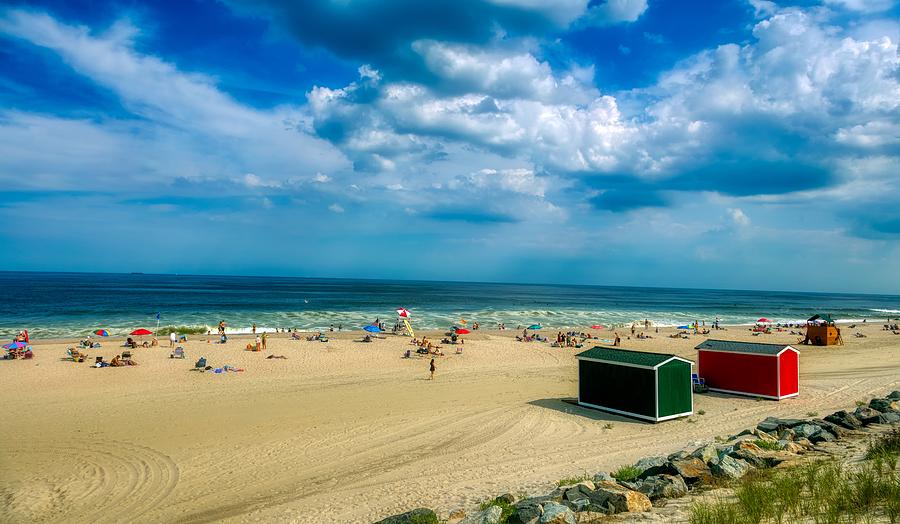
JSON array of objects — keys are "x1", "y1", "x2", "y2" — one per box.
[
  {"x1": 252, "y1": 324, "x2": 257, "y2": 335},
  {"x1": 255, "y1": 334, "x2": 262, "y2": 352},
  {"x1": 613, "y1": 332, "x2": 621, "y2": 346},
  {"x1": 429, "y1": 358, "x2": 435, "y2": 380},
  {"x1": 169, "y1": 331, "x2": 177, "y2": 348},
  {"x1": 261, "y1": 332, "x2": 267, "y2": 350}
]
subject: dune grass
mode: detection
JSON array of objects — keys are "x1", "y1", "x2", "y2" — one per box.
[
  {"x1": 689, "y1": 453, "x2": 900, "y2": 524},
  {"x1": 157, "y1": 325, "x2": 209, "y2": 335},
  {"x1": 612, "y1": 465, "x2": 643, "y2": 482}
]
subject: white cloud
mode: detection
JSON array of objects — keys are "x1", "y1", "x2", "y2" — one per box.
[
  {"x1": 728, "y1": 208, "x2": 751, "y2": 226},
  {"x1": 823, "y1": 0, "x2": 896, "y2": 12},
  {"x1": 313, "y1": 172, "x2": 332, "y2": 183},
  {"x1": 582, "y1": 0, "x2": 648, "y2": 26},
  {"x1": 0, "y1": 9, "x2": 348, "y2": 191},
  {"x1": 328, "y1": 203, "x2": 345, "y2": 213}
]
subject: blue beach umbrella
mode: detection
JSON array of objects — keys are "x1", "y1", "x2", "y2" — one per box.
[
  {"x1": 527, "y1": 324, "x2": 542, "y2": 330},
  {"x1": 677, "y1": 325, "x2": 691, "y2": 329},
  {"x1": 3, "y1": 341, "x2": 27, "y2": 350},
  {"x1": 364, "y1": 325, "x2": 382, "y2": 333}
]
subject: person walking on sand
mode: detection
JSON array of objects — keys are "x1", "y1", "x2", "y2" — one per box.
[
  {"x1": 261, "y1": 332, "x2": 267, "y2": 350},
  {"x1": 614, "y1": 332, "x2": 621, "y2": 346},
  {"x1": 255, "y1": 334, "x2": 262, "y2": 352},
  {"x1": 429, "y1": 358, "x2": 435, "y2": 380},
  {"x1": 169, "y1": 331, "x2": 177, "y2": 348}
]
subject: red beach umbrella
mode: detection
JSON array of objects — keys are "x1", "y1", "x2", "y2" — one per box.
[
  {"x1": 455, "y1": 328, "x2": 470, "y2": 335},
  {"x1": 757, "y1": 318, "x2": 771, "y2": 324},
  {"x1": 130, "y1": 328, "x2": 153, "y2": 336},
  {"x1": 590, "y1": 324, "x2": 605, "y2": 329},
  {"x1": 396, "y1": 308, "x2": 411, "y2": 318}
]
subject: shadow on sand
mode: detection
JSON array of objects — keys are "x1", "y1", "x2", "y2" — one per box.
[{"x1": 528, "y1": 397, "x2": 645, "y2": 425}]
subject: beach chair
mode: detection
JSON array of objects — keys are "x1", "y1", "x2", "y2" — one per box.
[
  {"x1": 170, "y1": 347, "x2": 185, "y2": 359},
  {"x1": 194, "y1": 357, "x2": 207, "y2": 371},
  {"x1": 692, "y1": 373, "x2": 707, "y2": 393}
]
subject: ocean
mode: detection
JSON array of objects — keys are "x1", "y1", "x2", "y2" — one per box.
[{"x1": 1, "y1": 271, "x2": 899, "y2": 339}]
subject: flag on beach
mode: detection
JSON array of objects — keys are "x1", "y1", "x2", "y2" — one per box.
[{"x1": 156, "y1": 312, "x2": 161, "y2": 320}]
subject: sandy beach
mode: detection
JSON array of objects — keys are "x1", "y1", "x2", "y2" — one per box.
[{"x1": 2, "y1": 323, "x2": 899, "y2": 523}]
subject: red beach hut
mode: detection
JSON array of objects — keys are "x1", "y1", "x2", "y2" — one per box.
[{"x1": 695, "y1": 339, "x2": 799, "y2": 400}]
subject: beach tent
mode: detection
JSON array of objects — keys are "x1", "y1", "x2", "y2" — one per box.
[
  {"x1": 695, "y1": 339, "x2": 799, "y2": 400},
  {"x1": 803, "y1": 314, "x2": 842, "y2": 346},
  {"x1": 576, "y1": 346, "x2": 693, "y2": 423}
]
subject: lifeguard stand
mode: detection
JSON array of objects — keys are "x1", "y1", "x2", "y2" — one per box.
[{"x1": 803, "y1": 314, "x2": 842, "y2": 346}]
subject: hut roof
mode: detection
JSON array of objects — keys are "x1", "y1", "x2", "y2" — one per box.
[
  {"x1": 576, "y1": 346, "x2": 691, "y2": 368},
  {"x1": 807, "y1": 313, "x2": 835, "y2": 324},
  {"x1": 695, "y1": 339, "x2": 794, "y2": 356}
]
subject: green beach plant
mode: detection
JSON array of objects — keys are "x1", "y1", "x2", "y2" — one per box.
[{"x1": 612, "y1": 465, "x2": 642, "y2": 482}]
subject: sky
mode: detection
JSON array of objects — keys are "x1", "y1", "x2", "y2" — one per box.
[{"x1": 1, "y1": 0, "x2": 900, "y2": 294}]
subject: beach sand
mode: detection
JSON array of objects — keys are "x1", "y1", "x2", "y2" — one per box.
[{"x1": 1, "y1": 324, "x2": 899, "y2": 523}]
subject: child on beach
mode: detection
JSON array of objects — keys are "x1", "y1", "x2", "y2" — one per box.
[{"x1": 429, "y1": 358, "x2": 435, "y2": 380}]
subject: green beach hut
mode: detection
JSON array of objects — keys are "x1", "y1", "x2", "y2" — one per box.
[{"x1": 576, "y1": 346, "x2": 694, "y2": 422}]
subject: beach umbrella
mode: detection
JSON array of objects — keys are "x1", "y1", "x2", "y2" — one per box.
[
  {"x1": 94, "y1": 329, "x2": 110, "y2": 337},
  {"x1": 757, "y1": 318, "x2": 772, "y2": 323},
  {"x1": 590, "y1": 324, "x2": 605, "y2": 330},
  {"x1": 3, "y1": 341, "x2": 27, "y2": 350},
  {"x1": 528, "y1": 324, "x2": 542, "y2": 330},
  {"x1": 130, "y1": 328, "x2": 153, "y2": 336},
  {"x1": 396, "y1": 308, "x2": 411, "y2": 318},
  {"x1": 364, "y1": 325, "x2": 382, "y2": 333},
  {"x1": 677, "y1": 325, "x2": 691, "y2": 330},
  {"x1": 455, "y1": 328, "x2": 470, "y2": 335}
]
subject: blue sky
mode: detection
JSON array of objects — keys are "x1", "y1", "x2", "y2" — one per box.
[{"x1": 2, "y1": 0, "x2": 900, "y2": 293}]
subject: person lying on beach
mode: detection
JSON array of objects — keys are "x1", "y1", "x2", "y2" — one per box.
[
  {"x1": 110, "y1": 355, "x2": 125, "y2": 367},
  {"x1": 361, "y1": 335, "x2": 373, "y2": 342},
  {"x1": 291, "y1": 332, "x2": 302, "y2": 340},
  {"x1": 266, "y1": 355, "x2": 288, "y2": 359}
]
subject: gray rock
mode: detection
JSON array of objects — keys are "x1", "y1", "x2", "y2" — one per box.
[
  {"x1": 375, "y1": 508, "x2": 439, "y2": 524},
  {"x1": 757, "y1": 417, "x2": 806, "y2": 433},
  {"x1": 793, "y1": 424, "x2": 823, "y2": 439},
  {"x1": 459, "y1": 505, "x2": 501, "y2": 524},
  {"x1": 637, "y1": 474, "x2": 688, "y2": 500},
  {"x1": 691, "y1": 443, "x2": 719, "y2": 464},
  {"x1": 870, "y1": 398, "x2": 900, "y2": 413},
  {"x1": 711, "y1": 454, "x2": 751, "y2": 479},
  {"x1": 592, "y1": 471, "x2": 614, "y2": 484},
  {"x1": 888, "y1": 391, "x2": 900, "y2": 400},
  {"x1": 633, "y1": 456, "x2": 667, "y2": 475},
  {"x1": 778, "y1": 428, "x2": 796, "y2": 441},
  {"x1": 854, "y1": 407, "x2": 885, "y2": 425},
  {"x1": 882, "y1": 412, "x2": 900, "y2": 423},
  {"x1": 824, "y1": 410, "x2": 862, "y2": 430},
  {"x1": 574, "y1": 512, "x2": 608, "y2": 523},
  {"x1": 510, "y1": 501, "x2": 543, "y2": 524},
  {"x1": 618, "y1": 481, "x2": 640, "y2": 491},
  {"x1": 667, "y1": 450, "x2": 690, "y2": 461},
  {"x1": 810, "y1": 419, "x2": 849, "y2": 438},
  {"x1": 539, "y1": 502, "x2": 576, "y2": 524},
  {"x1": 810, "y1": 430, "x2": 836, "y2": 444}
]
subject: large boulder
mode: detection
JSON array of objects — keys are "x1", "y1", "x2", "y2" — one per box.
[
  {"x1": 633, "y1": 456, "x2": 667, "y2": 476},
  {"x1": 757, "y1": 417, "x2": 805, "y2": 433},
  {"x1": 459, "y1": 505, "x2": 501, "y2": 524},
  {"x1": 810, "y1": 419, "x2": 850, "y2": 438},
  {"x1": 854, "y1": 407, "x2": 885, "y2": 425},
  {"x1": 778, "y1": 440, "x2": 806, "y2": 454},
  {"x1": 587, "y1": 482, "x2": 652, "y2": 513},
  {"x1": 509, "y1": 500, "x2": 543, "y2": 524},
  {"x1": 691, "y1": 443, "x2": 719, "y2": 464},
  {"x1": 824, "y1": 411, "x2": 863, "y2": 430},
  {"x1": 710, "y1": 454, "x2": 751, "y2": 479},
  {"x1": 375, "y1": 508, "x2": 439, "y2": 524},
  {"x1": 637, "y1": 474, "x2": 688, "y2": 500},
  {"x1": 882, "y1": 412, "x2": 900, "y2": 423},
  {"x1": 539, "y1": 502, "x2": 576, "y2": 524},
  {"x1": 888, "y1": 391, "x2": 900, "y2": 400},
  {"x1": 669, "y1": 457, "x2": 713, "y2": 485},
  {"x1": 870, "y1": 398, "x2": 900, "y2": 413},
  {"x1": 793, "y1": 424, "x2": 824, "y2": 440}
]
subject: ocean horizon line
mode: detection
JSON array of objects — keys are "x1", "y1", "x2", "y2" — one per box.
[{"x1": 2, "y1": 269, "x2": 898, "y2": 299}]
